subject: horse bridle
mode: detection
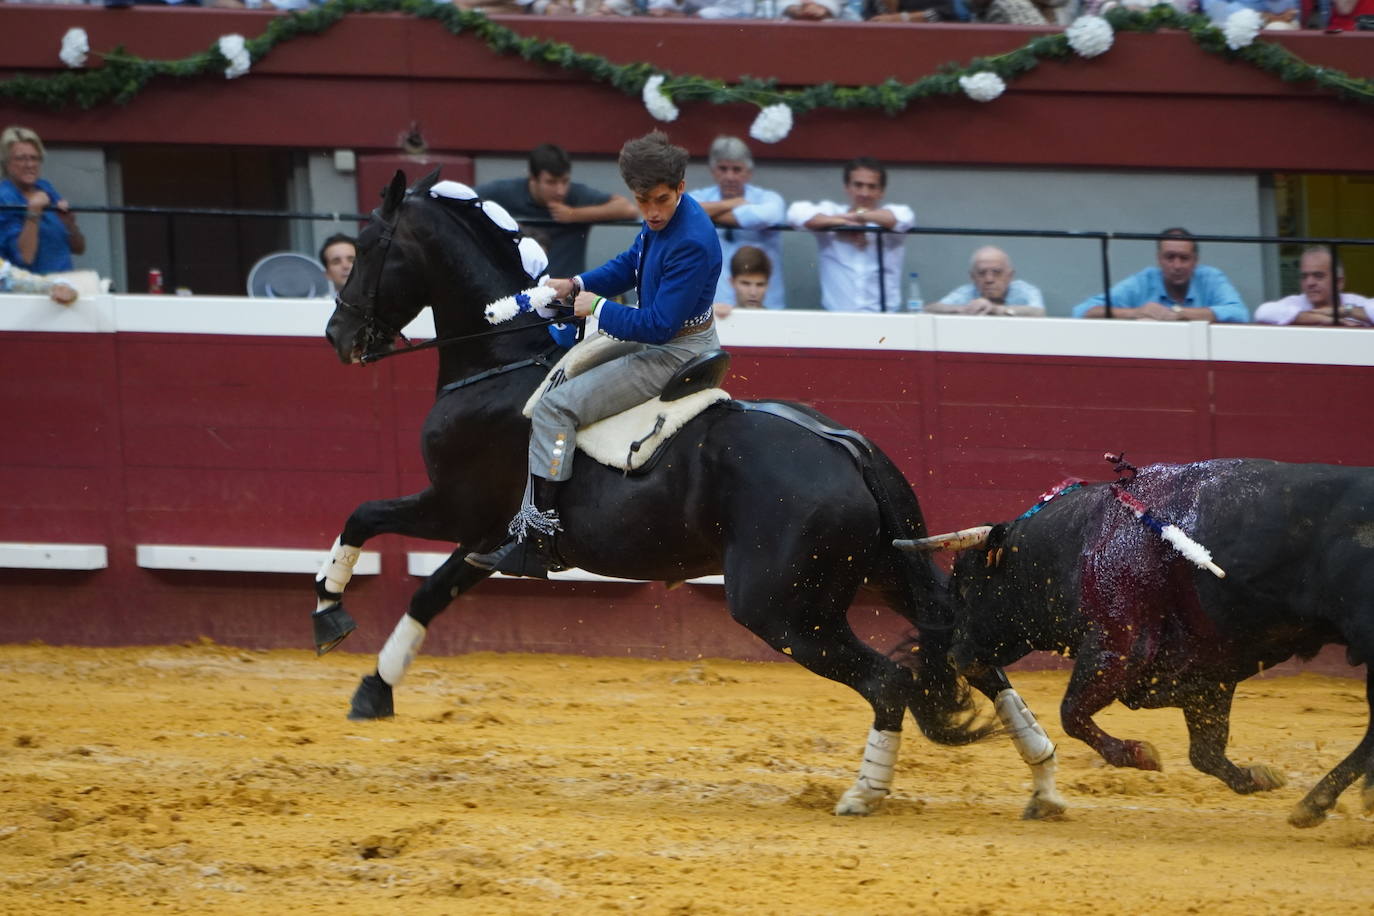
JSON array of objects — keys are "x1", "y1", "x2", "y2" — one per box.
[{"x1": 335, "y1": 197, "x2": 570, "y2": 366}]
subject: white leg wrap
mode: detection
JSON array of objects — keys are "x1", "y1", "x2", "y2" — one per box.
[
  {"x1": 835, "y1": 728, "x2": 901, "y2": 815},
  {"x1": 315, "y1": 537, "x2": 361, "y2": 612},
  {"x1": 995, "y1": 688, "x2": 1056, "y2": 766},
  {"x1": 377, "y1": 614, "x2": 427, "y2": 687}
]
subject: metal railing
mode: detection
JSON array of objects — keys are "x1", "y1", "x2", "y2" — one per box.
[{"x1": 5, "y1": 203, "x2": 1372, "y2": 322}]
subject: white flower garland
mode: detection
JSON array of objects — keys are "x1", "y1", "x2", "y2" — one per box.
[
  {"x1": 749, "y1": 104, "x2": 794, "y2": 144},
  {"x1": 641, "y1": 74, "x2": 679, "y2": 123},
  {"x1": 958, "y1": 72, "x2": 1006, "y2": 103},
  {"x1": 217, "y1": 34, "x2": 252, "y2": 80},
  {"x1": 1223, "y1": 8, "x2": 1262, "y2": 51},
  {"x1": 59, "y1": 28, "x2": 89, "y2": 70},
  {"x1": 1066, "y1": 16, "x2": 1114, "y2": 59}
]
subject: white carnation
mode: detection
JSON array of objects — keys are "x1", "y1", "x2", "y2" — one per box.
[
  {"x1": 748, "y1": 104, "x2": 793, "y2": 144},
  {"x1": 1223, "y1": 8, "x2": 1262, "y2": 50},
  {"x1": 641, "y1": 74, "x2": 679, "y2": 123},
  {"x1": 218, "y1": 34, "x2": 252, "y2": 80},
  {"x1": 1065, "y1": 16, "x2": 1114, "y2": 59},
  {"x1": 59, "y1": 28, "x2": 89, "y2": 70},
  {"x1": 958, "y1": 72, "x2": 1006, "y2": 104}
]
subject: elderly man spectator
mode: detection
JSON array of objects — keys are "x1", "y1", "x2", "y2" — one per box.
[
  {"x1": 1072, "y1": 228, "x2": 1248, "y2": 323},
  {"x1": 478, "y1": 143, "x2": 637, "y2": 277},
  {"x1": 1254, "y1": 247, "x2": 1372, "y2": 328},
  {"x1": 687, "y1": 136, "x2": 787, "y2": 310},
  {"x1": 925, "y1": 245, "x2": 1045, "y2": 317},
  {"x1": 787, "y1": 157, "x2": 914, "y2": 313}
]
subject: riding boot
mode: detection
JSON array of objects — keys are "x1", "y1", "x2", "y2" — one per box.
[{"x1": 465, "y1": 477, "x2": 566, "y2": 579}]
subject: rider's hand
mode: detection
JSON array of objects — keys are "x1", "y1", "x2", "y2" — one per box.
[
  {"x1": 573, "y1": 290, "x2": 602, "y2": 318},
  {"x1": 544, "y1": 277, "x2": 577, "y2": 301}
]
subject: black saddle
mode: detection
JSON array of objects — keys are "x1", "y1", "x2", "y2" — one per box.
[{"x1": 661, "y1": 349, "x2": 731, "y2": 401}]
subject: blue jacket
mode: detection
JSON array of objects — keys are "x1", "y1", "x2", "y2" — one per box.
[
  {"x1": 578, "y1": 193, "x2": 721, "y2": 345},
  {"x1": 0, "y1": 178, "x2": 74, "y2": 274}
]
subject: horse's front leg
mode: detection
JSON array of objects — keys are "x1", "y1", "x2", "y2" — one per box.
[
  {"x1": 313, "y1": 489, "x2": 457, "y2": 654},
  {"x1": 965, "y1": 665, "x2": 1066, "y2": 820},
  {"x1": 347, "y1": 547, "x2": 497, "y2": 720}
]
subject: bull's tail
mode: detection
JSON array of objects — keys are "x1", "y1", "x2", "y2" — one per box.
[{"x1": 860, "y1": 448, "x2": 995, "y2": 747}]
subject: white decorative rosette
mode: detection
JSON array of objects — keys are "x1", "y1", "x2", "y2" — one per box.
[
  {"x1": 218, "y1": 34, "x2": 252, "y2": 80},
  {"x1": 59, "y1": 28, "x2": 89, "y2": 70},
  {"x1": 484, "y1": 284, "x2": 561, "y2": 325},
  {"x1": 958, "y1": 72, "x2": 1006, "y2": 103},
  {"x1": 1223, "y1": 8, "x2": 1263, "y2": 51},
  {"x1": 641, "y1": 74, "x2": 679, "y2": 123},
  {"x1": 1065, "y1": 16, "x2": 1114, "y2": 59},
  {"x1": 749, "y1": 104, "x2": 794, "y2": 144}
]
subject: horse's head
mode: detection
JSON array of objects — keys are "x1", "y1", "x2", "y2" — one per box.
[
  {"x1": 326, "y1": 170, "x2": 438, "y2": 364},
  {"x1": 325, "y1": 168, "x2": 531, "y2": 365}
]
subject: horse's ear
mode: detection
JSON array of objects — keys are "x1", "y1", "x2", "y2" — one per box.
[
  {"x1": 412, "y1": 168, "x2": 442, "y2": 197},
  {"x1": 380, "y1": 170, "x2": 408, "y2": 218}
]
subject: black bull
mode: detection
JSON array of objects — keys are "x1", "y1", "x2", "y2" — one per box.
[{"x1": 903, "y1": 458, "x2": 1374, "y2": 827}]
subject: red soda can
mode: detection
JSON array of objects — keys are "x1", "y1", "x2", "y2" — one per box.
[{"x1": 147, "y1": 268, "x2": 164, "y2": 294}]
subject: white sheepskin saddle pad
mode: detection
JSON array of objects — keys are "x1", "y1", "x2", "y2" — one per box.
[{"x1": 523, "y1": 334, "x2": 730, "y2": 473}]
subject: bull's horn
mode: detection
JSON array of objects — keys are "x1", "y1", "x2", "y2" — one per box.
[{"x1": 893, "y1": 525, "x2": 994, "y2": 553}]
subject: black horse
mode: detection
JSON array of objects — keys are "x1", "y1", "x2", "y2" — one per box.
[{"x1": 315, "y1": 170, "x2": 1066, "y2": 818}]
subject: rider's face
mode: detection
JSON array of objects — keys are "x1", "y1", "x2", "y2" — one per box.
[{"x1": 635, "y1": 181, "x2": 686, "y2": 232}]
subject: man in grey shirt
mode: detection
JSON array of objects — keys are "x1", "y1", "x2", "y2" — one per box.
[{"x1": 477, "y1": 143, "x2": 637, "y2": 277}]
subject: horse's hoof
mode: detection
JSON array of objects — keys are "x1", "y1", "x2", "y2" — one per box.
[
  {"x1": 312, "y1": 604, "x2": 357, "y2": 656},
  {"x1": 1244, "y1": 764, "x2": 1287, "y2": 792},
  {"x1": 833, "y1": 786, "x2": 886, "y2": 816},
  {"x1": 348, "y1": 673, "x2": 394, "y2": 720},
  {"x1": 1022, "y1": 791, "x2": 1068, "y2": 820},
  {"x1": 1128, "y1": 740, "x2": 1163, "y2": 772},
  {"x1": 1288, "y1": 799, "x2": 1328, "y2": 829}
]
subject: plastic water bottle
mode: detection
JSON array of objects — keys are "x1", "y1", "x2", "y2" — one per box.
[{"x1": 905, "y1": 271, "x2": 923, "y2": 313}]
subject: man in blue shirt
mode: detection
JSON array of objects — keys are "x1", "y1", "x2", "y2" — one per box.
[
  {"x1": 1072, "y1": 228, "x2": 1249, "y2": 323},
  {"x1": 475, "y1": 131, "x2": 721, "y2": 578}
]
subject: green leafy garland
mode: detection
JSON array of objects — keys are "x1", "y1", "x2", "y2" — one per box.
[{"x1": 1, "y1": 0, "x2": 1370, "y2": 116}]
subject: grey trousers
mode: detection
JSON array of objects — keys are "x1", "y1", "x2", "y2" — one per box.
[{"x1": 529, "y1": 322, "x2": 721, "y2": 481}]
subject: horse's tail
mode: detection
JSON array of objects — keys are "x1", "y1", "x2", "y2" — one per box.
[{"x1": 860, "y1": 448, "x2": 995, "y2": 747}]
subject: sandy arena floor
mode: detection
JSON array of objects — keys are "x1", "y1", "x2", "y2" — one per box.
[{"x1": 1, "y1": 641, "x2": 1372, "y2": 915}]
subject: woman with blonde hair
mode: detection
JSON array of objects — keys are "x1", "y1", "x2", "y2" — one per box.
[{"x1": 1, "y1": 125, "x2": 85, "y2": 274}]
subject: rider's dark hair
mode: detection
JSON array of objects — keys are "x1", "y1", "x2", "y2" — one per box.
[
  {"x1": 1157, "y1": 226, "x2": 1198, "y2": 256},
  {"x1": 618, "y1": 131, "x2": 688, "y2": 196},
  {"x1": 843, "y1": 156, "x2": 887, "y2": 188},
  {"x1": 528, "y1": 143, "x2": 571, "y2": 178},
  {"x1": 318, "y1": 233, "x2": 357, "y2": 267}
]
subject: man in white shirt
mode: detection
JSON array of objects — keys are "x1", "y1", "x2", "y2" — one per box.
[
  {"x1": 1254, "y1": 246, "x2": 1372, "y2": 327},
  {"x1": 687, "y1": 136, "x2": 787, "y2": 310},
  {"x1": 787, "y1": 157, "x2": 914, "y2": 312}
]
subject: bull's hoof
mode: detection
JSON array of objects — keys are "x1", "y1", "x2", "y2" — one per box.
[
  {"x1": 1022, "y1": 791, "x2": 1068, "y2": 821},
  {"x1": 1288, "y1": 799, "x2": 1328, "y2": 829},
  {"x1": 1363, "y1": 781, "x2": 1374, "y2": 816},
  {"x1": 347, "y1": 673, "x2": 394, "y2": 720},
  {"x1": 834, "y1": 785, "x2": 887, "y2": 816},
  {"x1": 312, "y1": 604, "x2": 357, "y2": 656},
  {"x1": 1243, "y1": 764, "x2": 1287, "y2": 793},
  {"x1": 1127, "y1": 740, "x2": 1163, "y2": 772}
]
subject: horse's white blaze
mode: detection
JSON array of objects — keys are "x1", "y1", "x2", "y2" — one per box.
[
  {"x1": 315, "y1": 537, "x2": 361, "y2": 611},
  {"x1": 834, "y1": 728, "x2": 901, "y2": 816},
  {"x1": 377, "y1": 614, "x2": 427, "y2": 687},
  {"x1": 994, "y1": 688, "x2": 1056, "y2": 765}
]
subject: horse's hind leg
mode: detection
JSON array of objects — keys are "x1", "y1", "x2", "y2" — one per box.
[
  {"x1": 965, "y1": 665, "x2": 1067, "y2": 820},
  {"x1": 1291, "y1": 666, "x2": 1374, "y2": 828},
  {"x1": 726, "y1": 577, "x2": 917, "y2": 816},
  {"x1": 313, "y1": 489, "x2": 456, "y2": 654},
  {"x1": 348, "y1": 547, "x2": 496, "y2": 720}
]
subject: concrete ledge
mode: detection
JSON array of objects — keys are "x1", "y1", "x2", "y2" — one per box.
[
  {"x1": 136, "y1": 544, "x2": 381, "y2": 575},
  {"x1": 0, "y1": 542, "x2": 108, "y2": 570}
]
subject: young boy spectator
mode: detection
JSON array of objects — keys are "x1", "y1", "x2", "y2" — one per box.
[
  {"x1": 319, "y1": 233, "x2": 356, "y2": 297},
  {"x1": 713, "y1": 246, "x2": 772, "y2": 319}
]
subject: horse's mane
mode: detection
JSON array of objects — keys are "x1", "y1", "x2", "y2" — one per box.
[{"x1": 415, "y1": 189, "x2": 533, "y2": 289}]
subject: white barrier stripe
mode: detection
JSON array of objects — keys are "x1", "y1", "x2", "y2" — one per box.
[
  {"x1": 0, "y1": 543, "x2": 108, "y2": 570},
  {"x1": 136, "y1": 544, "x2": 381, "y2": 575},
  {"x1": 405, "y1": 551, "x2": 724, "y2": 586}
]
